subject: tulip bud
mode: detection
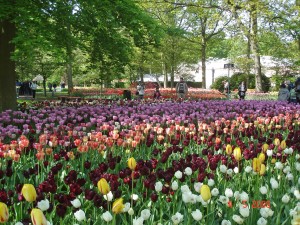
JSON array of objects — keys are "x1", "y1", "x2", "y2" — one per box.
[
  {"x1": 97, "y1": 178, "x2": 110, "y2": 195},
  {"x1": 258, "y1": 153, "x2": 265, "y2": 163},
  {"x1": 253, "y1": 158, "x2": 261, "y2": 172},
  {"x1": 262, "y1": 143, "x2": 269, "y2": 152},
  {"x1": 21, "y1": 184, "x2": 37, "y2": 202},
  {"x1": 225, "y1": 144, "x2": 232, "y2": 155},
  {"x1": 233, "y1": 147, "x2": 242, "y2": 161},
  {"x1": 0, "y1": 202, "x2": 9, "y2": 223},
  {"x1": 259, "y1": 164, "x2": 266, "y2": 176},
  {"x1": 112, "y1": 198, "x2": 124, "y2": 214},
  {"x1": 31, "y1": 208, "x2": 47, "y2": 225},
  {"x1": 280, "y1": 140, "x2": 286, "y2": 149},
  {"x1": 200, "y1": 185, "x2": 211, "y2": 202},
  {"x1": 128, "y1": 157, "x2": 137, "y2": 170},
  {"x1": 271, "y1": 158, "x2": 276, "y2": 164}
]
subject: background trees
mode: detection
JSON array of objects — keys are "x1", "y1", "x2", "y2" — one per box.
[{"x1": 0, "y1": 0, "x2": 299, "y2": 111}]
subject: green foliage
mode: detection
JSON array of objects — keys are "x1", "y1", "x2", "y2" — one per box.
[{"x1": 211, "y1": 73, "x2": 271, "y2": 92}]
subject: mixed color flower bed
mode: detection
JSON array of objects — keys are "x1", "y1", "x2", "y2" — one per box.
[
  {"x1": 0, "y1": 99, "x2": 299, "y2": 224},
  {"x1": 70, "y1": 87, "x2": 226, "y2": 100}
]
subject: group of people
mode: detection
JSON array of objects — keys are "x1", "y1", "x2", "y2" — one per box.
[
  {"x1": 136, "y1": 77, "x2": 189, "y2": 100},
  {"x1": 222, "y1": 80, "x2": 247, "y2": 100},
  {"x1": 16, "y1": 80, "x2": 38, "y2": 99},
  {"x1": 278, "y1": 79, "x2": 300, "y2": 103}
]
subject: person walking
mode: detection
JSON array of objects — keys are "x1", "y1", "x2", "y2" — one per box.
[
  {"x1": 136, "y1": 81, "x2": 145, "y2": 100},
  {"x1": 238, "y1": 81, "x2": 247, "y2": 100},
  {"x1": 30, "y1": 81, "x2": 38, "y2": 99},
  {"x1": 278, "y1": 83, "x2": 290, "y2": 101},
  {"x1": 175, "y1": 77, "x2": 188, "y2": 99},
  {"x1": 153, "y1": 86, "x2": 161, "y2": 99}
]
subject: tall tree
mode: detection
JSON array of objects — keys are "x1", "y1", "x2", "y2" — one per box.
[{"x1": 0, "y1": 0, "x2": 17, "y2": 111}]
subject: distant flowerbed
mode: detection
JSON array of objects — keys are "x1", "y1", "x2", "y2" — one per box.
[
  {"x1": 0, "y1": 100, "x2": 299, "y2": 224},
  {"x1": 71, "y1": 87, "x2": 226, "y2": 100}
]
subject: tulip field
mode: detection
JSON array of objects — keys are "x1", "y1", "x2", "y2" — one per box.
[{"x1": 0, "y1": 99, "x2": 300, "y2": 225}]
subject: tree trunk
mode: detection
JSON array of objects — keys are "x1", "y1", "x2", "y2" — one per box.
[
  {"x1": 250, "y1": 4, "x2": 263, "y2": 92},
  {"x1": 66, "y1": 23, "x2": 73, "y2": 94},
  {"x1": 201, "y1": 42, "x2": 206, "y2": 89},
  {"x1": 0, "y1": 19, "x2": 17, "y2": 112}
]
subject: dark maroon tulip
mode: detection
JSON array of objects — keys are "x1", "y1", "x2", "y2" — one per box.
[
  {"x1": 150, "y1": 193, "x2": 158, "y2": 202},
  {"x1": 56, "y1": 204, "x2": 67, "y2": 217},
  {"x1": 197, "y1": 173, "x2": 206, "y2": 182}
]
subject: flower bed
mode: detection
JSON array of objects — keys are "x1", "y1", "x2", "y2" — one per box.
[
  {"x1": 0, "y1": 100, "x2": 299, "y2": 224},
  {"x1": 71, "y1": 87, "x2": 226, "y2": 100}
]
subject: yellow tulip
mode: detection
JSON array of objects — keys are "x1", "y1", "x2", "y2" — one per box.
[
  {"x1": 280, "y1": 140, "x2": 286, "y2": 149},
  {"x1": 31, "y1": 208, "x2": 47, "y2": 225},
  {"x1": 97, "y1": 178, "x2": 110, "y2": 195},
  {"x1": 253, "y1": 158, "x2": 261, "y2": 172},
  {"x1": 258, "y1": 153, "x2": 265, "y2": 163},
  {"x1": 21, "y1": 184, "x2": 37, "y2": 202},
  {"x1": 271, "y1": 158, "x2": 276, "y2": 164},
  {"x1": 128, "y1": 157, "x2": 137, "y2": 170},
  {"x1": 200, "y1": 185, "x2": 211, "y2": 202},
  {"x1": 225, "y1": 144, "x2": 232, "y2": 155},
  {"x1": 112, "y1": 198, "x2": 124, "y2": 214},
  {"x1": 0, "y1": 202, "x2": 9, "y2": 223},
  {"x1": 262, "y1": 143, "x2": 269, "y2": 152},
  {"x1": 259, "y1": 164, "x2": 266, "y2": 176},
  {"x1": 233, "y1": 147, "x2": 242, "y2": 161},
  {"x1": 274, "y1": 138, "x2": 280, "y2": 146}
]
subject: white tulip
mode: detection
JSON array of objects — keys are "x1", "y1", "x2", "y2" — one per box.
[
  {"x1": 208, "y1": 179, "x2": 215, "y2": 187},
  {"x1": 171, "y1": 181, "x2": 179, "y2": 191},
  {"x1": 133, "y1": 217, "x2": 144, "y2": 225},
  {"x1": 15, "y1": 223, "x2": 24, "y2": 225},
  {"x1": 122, "y1": 202, "x2": 131, "y2": 212},
  {"x1": 266, "y1": 149, "x2": 273, "y2": 157},
  {"x1": 193, "y1": 182, "x2": 202, "y2": 192},
  {"x1": 218, "y1": 195, "x2": 229, "y2": 205},
  {"x1": 70, "y1": 199, "x2": 81, "y2": 208},
  {"x1": 240, "y1": 191, "x2": 249, "y2": 202},
  {"x1": 232, "y1": 214, "x2": 244, "y2": 224},
  {"x1": 257, "y1": 217, "x2": 267, "y2": 225},
  {"x1": 171, "y1": 212, "x2": 184, "y2": 225},
  {"x1": 239, "y1": 205, "x2": 250, "y2": 218},
  {"x1": 140, "y1": 209, "x2": 151, "y2": 220},
  {"x1": 225, "y1": 188, "x2": 233, "y2": 198},
  {"x1": 234, "y1": 191, "x2": 240, "y2": 200},
  {"x1": 220, "y1": 165, "x2": 227, "y2": 173},
  {"x1": 275, "y1": 162, "x2": 283, "y2": 170},
  {"x1": 295, "y1": 162, "x2": 300, "y2": 172},
  {"x1": 191, "y1": 209, "x2": 203, "y2": 221},
  {"x1": 37, "y1": 199, "x2": 50, "y2": 211},
  {"x1": 283, "y1": 166, "x2": 291, "y2": 174},
  {"x1": 128, "y1": 208, "x2": 135, "y2": 216},
  {"x1": 155, "y1": 181, "x2": 163, "y2": 192},
  {"x1": 174, "y1": 171, "x2": 183, "y2": 179},
  {"x1": 131, "y1": 194, "x2": 139, "y2": 201},
  {"x1": 74, "y1": 209, "x2": 86, "y2": 222},
  {"x1": 286, "y1": 173, "x2": 294, "y2": 181},
  {"x1": 245, "y1": 166, "x2": 252, "y2": 173},
  {"x1": 184, "y1": 167, "x2": 192, "y2": 176},
  {"x1": 180, "y1": 185, "x2": 190, "y2": 193},
  {"x1": 259, "y1": 186, "x2": 268, "y2": 195},
  {"x1": 102, "y1": 211, "x2": 113, "y2": 222},
  {"x1": 104, "y1": 191, "x2": 114, "y2": 201},
  {"x1": 294, "y1": 190, "x2": 300, "y2": 199},
  {"x1": 233, "y1": 167, "x2": 239, "y2": 174},
  {"x1": 226, "y1": 169, "x2": 233, "y2": 176},
  {"x1": 281, "y1": 194, "x2": 290, "y2": 203},
  {"x1": 211, "y1": 188, "x2": 219, "y2": 196},
  {"x1": 221, "y1": 220, "x2": 232, "y2": 225},
  {"x1": 270, "y1": 178, "x2": 279, "y2": 189}
]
